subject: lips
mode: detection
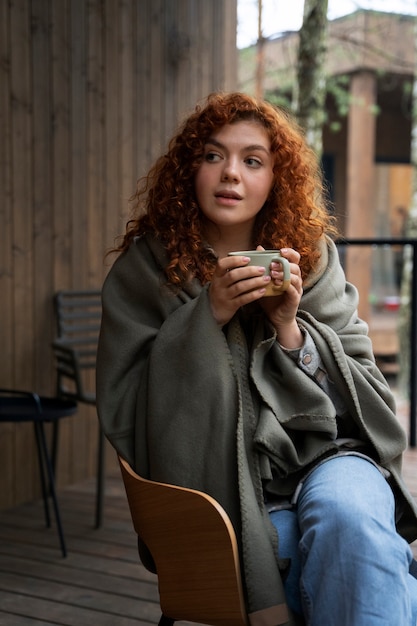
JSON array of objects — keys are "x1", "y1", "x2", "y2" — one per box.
[{"x1": 215, "y1": 190, "x2": 242, "y2": 200}]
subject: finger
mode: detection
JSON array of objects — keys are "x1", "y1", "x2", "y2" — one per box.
[
  {"x1": 280, "y1": 247, "x2": 301, "y2": 265},
  {"x1": 226, "y1": 265, "x2": 267, "y2": 287},
  {"x1": 269, "y1": 265, "x2": 303, "y2": 296},
  {"x1": 271, "y1": 261, "x2": 301, "y2": 278},
  {"x1": 217, "y1": 255, "x2": 251, "y2": 275},
  {"x1": 228, "y1": 274, "x2": 271, "y2": 299}
]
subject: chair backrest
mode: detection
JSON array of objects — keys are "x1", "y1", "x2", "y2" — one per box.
[
  {"x1": 53, "y1": 290, "x2": 101, "y2": 404},
  {"x1": 118, "y1": 456, "x2": 249, "y2": 626}
]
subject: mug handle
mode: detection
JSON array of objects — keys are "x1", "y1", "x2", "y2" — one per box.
[{"x1": 270, "y1": 255, "x2": 291, "y2": 294}]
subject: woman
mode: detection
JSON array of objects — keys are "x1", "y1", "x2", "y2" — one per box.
[{"x1": 96, "y1": 92, "x2": 417, "y2": 625}]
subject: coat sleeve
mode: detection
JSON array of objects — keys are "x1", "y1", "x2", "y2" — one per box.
[
  {"x1": 96, "y1": 237, "x2": 240, "y2": 504},
  {"x1": 96, "y1": 238, "x2": 173, "y2": 467}
]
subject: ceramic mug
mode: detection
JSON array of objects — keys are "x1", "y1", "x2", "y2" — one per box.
[{"x1": 228, "y1": 250, "x2": 291, "y2": 296}]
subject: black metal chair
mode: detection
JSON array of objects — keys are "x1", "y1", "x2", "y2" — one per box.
[
  {"x1": 52, "y1": 289, "x2": 104, "y2": 528},
  {"x1": 0, "y1": 388, "x2": 77, "y2": 557}
]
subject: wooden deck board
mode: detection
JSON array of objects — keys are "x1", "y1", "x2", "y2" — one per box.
[
  {"x1": 0, "y1": 472, "x2": 163, "y2": 625},
  {"x1": 0, "y1": 396, "x2": 416, "y2": 625}
]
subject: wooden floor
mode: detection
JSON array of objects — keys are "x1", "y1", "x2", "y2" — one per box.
[
  {"x1": 0, "y1": 470, "x2": 166, "y2": 626},
  {"x1": 0, "y1": 394, "x2": 416, "y2": 625}
]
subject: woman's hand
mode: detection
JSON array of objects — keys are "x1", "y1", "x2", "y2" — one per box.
[
  {"x1": 258, "y1": 247, "x2": 304, "y2": 349},
  {"x1": 209, "y1": 255, "x2": 272, "y2": 326}
]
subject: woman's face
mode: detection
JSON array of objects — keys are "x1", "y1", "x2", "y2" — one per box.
[{"x1": 195, "y1": 120, "x2": 274, "y2": 239}]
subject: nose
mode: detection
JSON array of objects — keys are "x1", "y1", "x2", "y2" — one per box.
[{"x1": 221, "y1": 158, "x2": 240, "y2": 182}]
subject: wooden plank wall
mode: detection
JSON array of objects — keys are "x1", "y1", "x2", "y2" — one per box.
[{"x1": 0, "y1": 0, "x2": 237, "y2": 509}]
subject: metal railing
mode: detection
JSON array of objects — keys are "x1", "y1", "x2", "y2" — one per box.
[{"x1": 336, "y1": 238, "x2": 417, "y2": 447}]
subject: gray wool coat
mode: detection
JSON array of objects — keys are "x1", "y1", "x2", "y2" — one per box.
[{"x1": 96, "y1": 233, "x2": 417, "y2": 626}]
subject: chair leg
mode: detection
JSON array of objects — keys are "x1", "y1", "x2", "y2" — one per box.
[
  {"x1": 51, "y1": 419, "x2": 59, "y2": 474},
  {"x1": 36, "y1": 422, "x2": 67, "y2": 557},
  {"x1": 158, "y1": 616, "x2": 175, "y2": 626},
  {"x1": 95, "y1": 425, "x2": 105, "y2": 528},
  {"x1": 33, "y1": 422, "x2": 51, "y2": 527}
]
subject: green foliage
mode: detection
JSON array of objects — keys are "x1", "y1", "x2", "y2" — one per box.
[
  {"x1": 264, "y1": 90, "x2": 294, "y2": 112},
  {"x1": 326, "y1": 74, "x2": 350, "y2": 117}
]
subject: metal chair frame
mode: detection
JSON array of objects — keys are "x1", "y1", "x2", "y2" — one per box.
[{"x1": 0, "y1": 388, "x2": 77, "y2": 557}]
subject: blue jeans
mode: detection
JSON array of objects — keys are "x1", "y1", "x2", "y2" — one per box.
[{"x1": 270, "y1": 455, "x2": 417, "y2": 625}]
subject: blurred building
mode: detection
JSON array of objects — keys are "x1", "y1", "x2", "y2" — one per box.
[{"x1": 240, "y1": 10, "x2": 415, "y2": 356}]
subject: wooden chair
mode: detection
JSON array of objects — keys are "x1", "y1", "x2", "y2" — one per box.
[
  {"x1": 118, "y1": 455, "x2": 249, "y2": 626},
  {"x1": 52, "y1": 289, "x2": 104, "y2": 527}
]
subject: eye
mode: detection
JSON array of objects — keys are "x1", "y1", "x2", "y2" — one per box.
[
  {"x1": 245, "y1": 156, "x2": 262, "y2": 168},
  {"x1": 204, "y1": 150, "x2": 222, "y2": 163}
]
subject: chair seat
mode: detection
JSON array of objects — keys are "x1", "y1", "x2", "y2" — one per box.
[{"x1": 0, "y1": 397, "x2": 77, "y2": 422}]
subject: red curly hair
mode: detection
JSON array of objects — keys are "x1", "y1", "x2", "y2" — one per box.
[{"x1": 116, "y1": 91, "x2": 336, "y2": 286}]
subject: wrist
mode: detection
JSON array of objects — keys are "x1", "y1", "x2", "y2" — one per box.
[{"x1": 275, "y1": 321, "x2": 305, "y2": 350}]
